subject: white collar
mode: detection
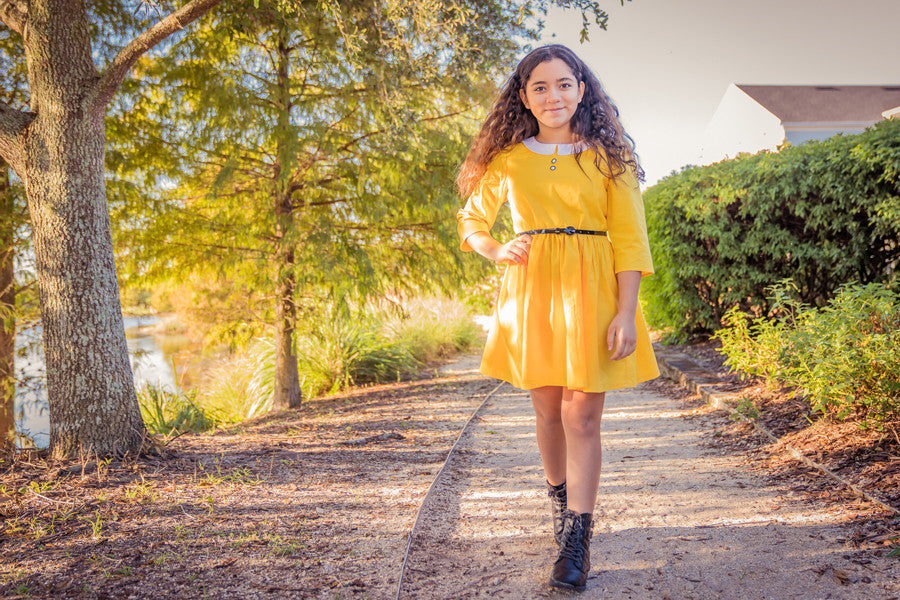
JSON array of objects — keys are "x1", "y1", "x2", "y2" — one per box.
[{"x1": 523, "y1": 136, "x2": 584, "y2": 156}]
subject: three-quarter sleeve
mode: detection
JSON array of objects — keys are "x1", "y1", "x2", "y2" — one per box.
[
  {"x1": 605, "y1": 166, "x2": 654, "y2": 277},
  {"x1": 456, "y1": 155, "x2": 508, "y2": 252}
]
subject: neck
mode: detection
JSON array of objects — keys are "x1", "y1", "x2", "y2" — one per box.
[{"x1": 535, "y1": 129, "x2": 575, "y2": 145}]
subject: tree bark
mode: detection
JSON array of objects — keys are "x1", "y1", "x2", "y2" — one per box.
[
  {"x1": 272, "y1": 241, "x2": 301, "y2": 410},
  {"x1": 0, "y1": 162, "x2": 14, "y2": 445},
  {"x1": 0, "y1": 0, "x2": 224, "y2": 456},
  {"x1": 271, "y1": 26, "x2": 301, "y2": 410},
  {"x1": 23, "y1": 1, "x2": 144, "y2": 457}
]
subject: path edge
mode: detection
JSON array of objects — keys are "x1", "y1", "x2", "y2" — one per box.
[
  {"x1": 653, "y1": 343, "x2": 900, "y2": 516},
  {"x1": 394, "y1": 379, "x2": 507, "y2": 600}
]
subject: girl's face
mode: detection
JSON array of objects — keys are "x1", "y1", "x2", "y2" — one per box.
[{"x1": 519, "y1": 58, "x2": 585, "y2": 142}]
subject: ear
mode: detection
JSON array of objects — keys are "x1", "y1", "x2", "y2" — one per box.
[
  {"x1": 577, "y1": 81, "x2": 585, "y2": 103},
  {"x1": 519, "y1": 88, "x2": 530, "y2": 109}
]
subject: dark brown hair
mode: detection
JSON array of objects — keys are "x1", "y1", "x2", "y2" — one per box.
[{"x1": 456, "y1": 44, "x2": 642, "y2": 197}]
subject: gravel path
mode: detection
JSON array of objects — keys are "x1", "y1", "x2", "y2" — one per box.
[{"x1": 402, "y1": 360, "x2": 900, "y2": 599}]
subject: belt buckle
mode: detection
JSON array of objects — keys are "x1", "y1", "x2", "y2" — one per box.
[{"x1": 563, "y1": 226, "x2": 576, "y2": 235}]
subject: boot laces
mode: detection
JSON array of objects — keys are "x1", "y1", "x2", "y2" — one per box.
[{"x1": 558, "y1": 517, "x2": 587, "y2": 567}]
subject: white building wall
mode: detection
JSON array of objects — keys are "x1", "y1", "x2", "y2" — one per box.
[{"x1": 701, "y1": 84, "x2": 784, "y2": 164}]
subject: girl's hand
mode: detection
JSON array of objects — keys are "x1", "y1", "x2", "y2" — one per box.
[
  {"x1": 607, "y1": 311, "x2": 637, "y2": 361},
  {"x1": 491, "y1": 234, "x2": 532, "y2": 265}
]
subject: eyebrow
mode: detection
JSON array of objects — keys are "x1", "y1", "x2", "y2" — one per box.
[{"x1": 529, "y1": 76, "x2": 576, "y2": 87}]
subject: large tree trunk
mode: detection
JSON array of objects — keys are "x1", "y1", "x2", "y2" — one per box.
[
  {"x1": 0, "y1": 0, "x2": 223, "y2": 456},
  {"x1": 22, "y1": 2, "x2": 144, "y2": 457},
  {"x1": 271, "y1": 27, "x2": 301, "y2": 410},
  {"x1": 0, "y1": 162, "x2": 14, "y2": 445}
]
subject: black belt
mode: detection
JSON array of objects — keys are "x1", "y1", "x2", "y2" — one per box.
[{"x1": 518, "y1": 226, "x2": 607, "y2": 236}]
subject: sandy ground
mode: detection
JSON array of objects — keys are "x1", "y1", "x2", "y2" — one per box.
[{"x1": 401, "y1": 357, "x2": 900, "y2": 599}]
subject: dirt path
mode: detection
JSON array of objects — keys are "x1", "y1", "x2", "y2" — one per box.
[
  {"x1": 401, "y1": 362, "x2": 900, "y2": 599},
  {"x1": 1, "y1": 363, "x2": 497, "y2": 599},
  {"x1": 2, "y1": 354, "x2": 898, "y2": 599}
]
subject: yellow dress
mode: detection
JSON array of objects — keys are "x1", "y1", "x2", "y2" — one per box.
[{"x1": 457, "y1": 138, "x2": 659, "y2": 393}]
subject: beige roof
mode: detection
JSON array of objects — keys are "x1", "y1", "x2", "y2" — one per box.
[{"x1": 737, "y1": 85, "x2": 900, "y2": 123}]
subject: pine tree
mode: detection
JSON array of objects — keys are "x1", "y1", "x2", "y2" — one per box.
[{"x1": 108, "y1": 0, "x2": 531, "y2": 408}]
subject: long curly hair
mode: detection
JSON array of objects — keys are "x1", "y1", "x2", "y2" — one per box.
[{"x1": 457, "y1": 44, "x2": 642, "y2": 197}]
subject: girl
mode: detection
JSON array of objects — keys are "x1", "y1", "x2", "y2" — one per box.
[{"x1": 456, "y1": 44, "x2": 658, "y2": 591}]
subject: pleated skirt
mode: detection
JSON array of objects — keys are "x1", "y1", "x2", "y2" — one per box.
[{"x1": 479, "y1": 234, "x2": 659, "y2": 393}]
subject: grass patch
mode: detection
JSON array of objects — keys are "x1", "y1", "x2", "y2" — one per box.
[{"x1": 193, "y1": 460, "x2": 263, "y2": 487}]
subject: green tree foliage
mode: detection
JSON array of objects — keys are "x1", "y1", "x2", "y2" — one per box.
[
  {"x1": 106, "y1": 0, "x2": 544, "y2": 405},
  {"x1": 642, "y1": 119, "x2": 900, "y2": 338},
  {"x1": 113, "y1": 0, "x2": 515, "y2": 299}
]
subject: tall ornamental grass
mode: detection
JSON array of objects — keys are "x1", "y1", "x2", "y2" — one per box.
[
  {"x1": 137, "y1": 384, "x2": 215, "y2": 436},
  {"x1": 715, "y1": 281, "x2": 900, "y2": 426},
  {"x1": 384, "y1": 296, "x2": 481, "y2": 364},
  {"x1": 194, "y1": 339, "x2": 277, "y2": 424},
  {"x1": 138, "y1": 296, "x2": 480, "y2": 432},
  {"x1": 296, "y1": 310, "x2": 418, "y2": 398}
]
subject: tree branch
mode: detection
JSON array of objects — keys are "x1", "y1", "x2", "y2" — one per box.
[
  {"x1": 91, "y1": 0, "x2": 222, "y2": 115},
  {"x1": 0, "y1": 0, "x2": 26, "y2": 36},
  {"x1": 332, "y1": 107, "x2": 472, "y2": 155},
  {"x1": 0, "y1": 99, "x2": 33, "y2": 177},
  {"x1": 165, "y1": 240, "x2": 270, "y2": 258},
  {"x1": 13, "y1": 279, "x2": 36, "y2": 296}
]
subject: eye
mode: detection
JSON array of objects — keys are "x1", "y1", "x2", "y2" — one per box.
[
  {"x1": 533, "y1": 85, "x2": 546, "y2": 92},
  {"x1": 561, "y1": 83, "x2": 572, "y2": 89}
]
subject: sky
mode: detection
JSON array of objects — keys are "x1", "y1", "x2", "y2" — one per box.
[{"x1": 539, "y1": 0, "x2": 900, "y2": 186}]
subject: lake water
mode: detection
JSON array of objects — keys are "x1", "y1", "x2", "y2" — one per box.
[{"x1": 14, "y1": 315, "x2": 177, "y2": 448}]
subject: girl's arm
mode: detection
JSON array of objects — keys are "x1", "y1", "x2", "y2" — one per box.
[
  {"x1": 607, "y1": 270, "x2": 641, "y2": 360},
  {"x1": 465, "y1": 231, "x2": 532, "y2": 265}
]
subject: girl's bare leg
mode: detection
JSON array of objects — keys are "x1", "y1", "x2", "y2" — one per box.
[
  {"x1": 561, "y1": 389, "x2": 606, "y2": 514},
  {"x1": 530, "y1": 386, "x2": 566, "y2": 486}
]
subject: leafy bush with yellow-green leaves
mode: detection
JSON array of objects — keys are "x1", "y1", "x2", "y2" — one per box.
[
  {"x1": 715, "y1": 281, "x2": 900, "y2": 425},
  {"x1": 642, "y1": 119, "x2": 900, "y2": 339}
]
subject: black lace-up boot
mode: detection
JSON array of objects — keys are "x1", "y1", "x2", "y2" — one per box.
[
  {"x1": 550, "y1": 510, "x2": 593, "y2": 591},
  {"x1": 547, "y1": 480, "x2": 567, "y2": 546}
]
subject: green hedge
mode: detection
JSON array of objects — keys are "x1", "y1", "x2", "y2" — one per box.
[{"x1": 642, "y1": 119, "x2": 900, "y2": 338}]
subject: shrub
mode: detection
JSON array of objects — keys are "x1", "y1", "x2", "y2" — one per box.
[
  {"x1": 643, "y1": 119, "x2": 900, "y2": 338},
  {"x1": 715, "y1": 281, "x2": 900, "y2": 425},
  {"x1": 137, "y1": 384, "x2": 215, "y2": 435}
]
